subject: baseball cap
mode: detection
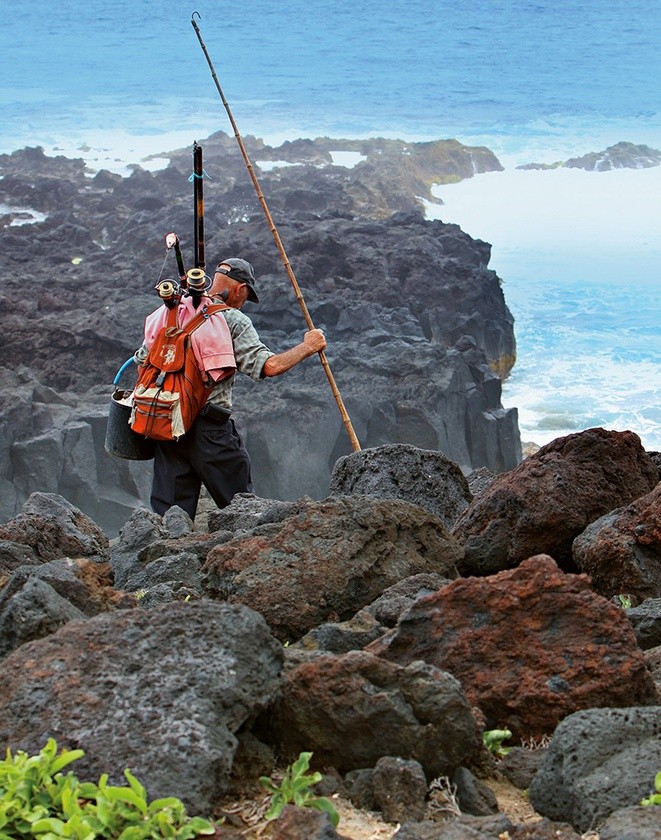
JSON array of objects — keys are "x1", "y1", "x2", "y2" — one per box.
[{"x1": 215, "y1": 258, "x2": 259, "y2": 303}]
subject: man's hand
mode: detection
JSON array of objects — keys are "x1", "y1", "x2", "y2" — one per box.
[{"x1": 303, "y1": 328, "x2": 327, "y2": 354}]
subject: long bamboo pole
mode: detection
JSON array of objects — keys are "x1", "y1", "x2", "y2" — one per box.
[{"x1": 191, "y1": 13, "x2": 361, "y2": 451}]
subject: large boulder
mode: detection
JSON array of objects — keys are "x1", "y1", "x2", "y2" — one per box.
[
  {"x1": 572, "y1": 482, "x2": 661, "y2": 601},
  {"x1": 329, "y1": 443, "x2": 472, "y2": 529},
  {"x1": 260, "y1": 649, "x2": 478, "y2": 778},
  {"x1": 201, "y1": 495, "x2": 462, "y2": 642},
  {"x1": 528, "y1": 707, "x2": 661, "y2": 833},
  {"x1": 368, "y1": 555, "x2": 659, "y2": 738},
  {"x1": 452, "y1": 428, "x2": 658, "y2": 575},
  {"x1": 0, "y1": 492, "x2": 109, "y2": 562},
  {"x1": 0, "y1": 600, "x2": 283, "y2": 815}
]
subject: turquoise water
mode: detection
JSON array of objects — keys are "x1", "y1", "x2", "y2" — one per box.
[{"x1": 1, "y1": 0, "x2": 660, "y2": 449}]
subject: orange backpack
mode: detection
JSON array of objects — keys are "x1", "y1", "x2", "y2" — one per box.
[{"x1": 130, "y1": 302, "x2": 231, "y2": 441}]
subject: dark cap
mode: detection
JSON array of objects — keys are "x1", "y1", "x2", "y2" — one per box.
[{"x1": 216, "y1": 258, "x2": 259, "y2": 303}]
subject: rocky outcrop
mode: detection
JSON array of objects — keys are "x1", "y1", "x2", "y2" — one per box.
[
  {"x1": 452, "y1": 428, "x2": 658, "y2": 575},
  {"x1": 518, "y1": 141, "x2": 661, "y2": 171},
  {"x1": 0, "y1": 135, "x2": 518, "y2": 534},
  {"x1": 367, "y1": 555, "x2": 658, "y2": 739}
]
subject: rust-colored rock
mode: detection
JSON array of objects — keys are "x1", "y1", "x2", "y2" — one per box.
[
  {"x1": 368, "y1": 555, "x2": 659, "y2": 739},
  {"x1": 262, "y1": 649, "x2": 477, "y2": 777},
  {"x1": 202, "y1": 496, "x2": 462, "y2": 642},
  {"x1": 452, "y1": 428, "x2": 658, "y2": 575},
  {"x1": 572, "y1": 483, "x2": 661, "y2": 600}
]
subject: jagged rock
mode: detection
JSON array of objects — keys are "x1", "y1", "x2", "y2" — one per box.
[
  {"x1": 0, "y1": 540, "x2": 40, "y2": 576},
  {"x1": 499, "y1": 746, "x2": 547, "y2": 790},
  {"x1": 0, "y1": 577, "x2": 86, "y2": 658},
  {"x1": 201, "y1": 495, "x2": 462, "y2": 642},
  {"x1": 372, "y1": 756, "x2": 428, "y2": 823},
  {"x1": 518, "y1": 141, "x2": 661, "y2": 171},
  {"x1": 597, "y1": 805, "x2": 661, "y2": 839},
  {"x1": 0, "y1": 492, "x2": 109, "y2": 562},
  {"x1": 528, "y1": 707, "x2": 661, "y2": 833},
  {"x1": 269, "y1": 805, "x2": 346, "y2": 840},
  {"x1": 626, "y1": 598, "x2": 661, "y2": 650},
  {"x1": 206, "y1": 493, "x2": 308, "y2": 533},
  {"x1": 367, "y1": 555, "x2": 659, "y2": 739},
  {"x1": 260, "y1": 649, "x2": 477, "y2": 778},
  {"x1": 0, "y1": 557, "x2": 123, "y2": 618},
  {"x1": 296, "y1": 572, "x2": 454, "y2": 654},
  {"x1": 453, "y1": 428, "x2": 658, "y2": 575},
  {"x1": 393, "y1": 814, "x2": 514, "y2": 839},
  {"x1": 294, "y1": 609, "x2": 386, "y2": 654},
  {"x1": 363, "y1": 573, "x2": 453, "y2": 627},
  {"x1": 451, "y1": 767, "x2": 498, "y2": 817},
  {"x1": 572, "y1": 483, "x2": 661, "y2": 600},
  {"x1": 329, "y1": 443, "x2": 472, "y2": 529},
  {"x1": 0, "y1": 600, "x2": 283, "y2": 815}
]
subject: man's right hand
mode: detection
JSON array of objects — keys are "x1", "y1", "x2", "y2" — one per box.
[{"x1": 304, "y1": 328, "x2": 327, "y2": 354}]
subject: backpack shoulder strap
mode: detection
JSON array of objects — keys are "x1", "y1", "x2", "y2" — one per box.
[{"x1": 181, "y1": 302, "x2": 231, "y2": 336}]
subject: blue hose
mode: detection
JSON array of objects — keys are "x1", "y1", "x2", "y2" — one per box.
[{"x1": 113, "y1": 357, "x2": 136, "y2": 386}]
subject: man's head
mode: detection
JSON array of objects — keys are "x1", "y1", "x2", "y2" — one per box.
[{"x1": 212, "y1": 258, "x2": 259, "y2": 308}]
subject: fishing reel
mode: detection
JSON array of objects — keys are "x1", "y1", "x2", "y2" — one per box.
[
  {"x1": 185, "y1": 267, "x2": 213, "y2": 295},
  {"x1": 154, "y1": 278, "x2": 182, "y2": 308}
]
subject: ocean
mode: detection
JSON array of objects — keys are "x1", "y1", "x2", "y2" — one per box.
[{"x1": 1, "y1": 0, "x2": 660, "y2": 451}]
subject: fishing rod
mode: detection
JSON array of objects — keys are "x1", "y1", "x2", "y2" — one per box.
[{"x1": 190, "y1": 12, "x2": 361, "y2": 452}]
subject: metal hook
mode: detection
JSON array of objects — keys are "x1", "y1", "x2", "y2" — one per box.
[{"x1": 191, "y1": 11, "x2": 201, "y2": 22}]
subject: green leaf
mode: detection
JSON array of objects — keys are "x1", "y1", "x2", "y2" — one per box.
[
  {"x1": 50, "y1": 751, "x2": 85, "y2": 776},
  {"x1": 31, "y1": 816, "x2": 66, "y2": 833},
  {"x1": 308, "y1": 796, "x2": 340, "y2": 827}
]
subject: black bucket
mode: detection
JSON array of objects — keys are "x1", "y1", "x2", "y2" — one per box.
[{"x1": 105, "y1": 389, "x2": 156, "y2": 461}]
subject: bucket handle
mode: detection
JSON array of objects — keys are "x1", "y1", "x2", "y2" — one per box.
[{"x1": 113, "y1": 357, "x2": 136, "y2": 386}]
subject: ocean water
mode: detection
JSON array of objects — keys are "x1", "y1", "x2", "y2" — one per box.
[{"x1": 1, "y1": 0, "x2": 660, "y2": 450}]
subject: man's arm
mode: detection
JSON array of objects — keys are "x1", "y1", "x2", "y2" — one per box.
[{"x1": 262, "y1": 329, "x2": 326, "y2": 377}]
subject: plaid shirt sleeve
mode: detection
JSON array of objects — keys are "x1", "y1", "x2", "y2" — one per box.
[{"x1": 223, "y1": 308, "x2": 275, "y2": 380}]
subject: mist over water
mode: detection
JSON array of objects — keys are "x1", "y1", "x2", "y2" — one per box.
[{"x1": 1, "y1": 0, "x2": 659, "y2": 450}]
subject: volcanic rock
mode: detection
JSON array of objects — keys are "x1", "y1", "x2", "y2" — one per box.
[
  {"x1": 0, "y1": 133, "x2": 519, "y2": 534},
  {"x1": 201, "y1": 495, "x2": 462, "y2": 642},
  {"x1": 572, "y1": 482, "x2": 661, "y2": 601},
  {"x1": 452, "y1": 428, "x2": 658, "y2": 575},
  {"x1": 0, "y1": 600, "x2": 283, "y2": 815},
  {"x1": 259, "y1": 649, "x2": 478, "y2": 778},
  {"x1": 367, "y1": 555, "x2": 659, "y2": 738},
  {"x1": 329, "y1": 443, "x2": 472, "y2": 529},
  {"x1": 528, "y1": 706, "x2": 661, "y2": 833}
]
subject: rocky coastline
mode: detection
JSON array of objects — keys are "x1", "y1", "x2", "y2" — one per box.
[
  {"x1": 0, "y1": 432, "x2": 660, "y2": 839},
  {"x1": 1, "y1": 133, "x2": 519, "y2": 533}
]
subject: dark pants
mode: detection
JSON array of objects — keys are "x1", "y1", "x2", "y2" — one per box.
[{"x1": 150, "y1": 411, "x2": 253, "y2": 520}]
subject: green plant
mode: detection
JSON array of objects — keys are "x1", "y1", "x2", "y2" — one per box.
[
  {"x1": 482, "y1": 728, "x2": 513, "y2": 758},
  {"x1": 616, "y1": 594, "x2": 633, "y2": 609},
  {"x1": 258, "y1": 751, "x2": 339, "y2": 827},
  {"x1": 641, "y1": 770, "x2": 661, "y2": 806},
  {"x1": 0, "y1": 738, "x2": 215, "y2": 839}
]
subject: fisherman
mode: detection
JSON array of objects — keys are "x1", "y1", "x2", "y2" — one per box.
[{"x1": 135, "y1": 257, "x2": 326, "y2": 520}]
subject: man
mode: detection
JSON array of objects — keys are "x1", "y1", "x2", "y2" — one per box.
[{"x1": 137, "y1": 257, "x2": 326, "y2": 520}]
